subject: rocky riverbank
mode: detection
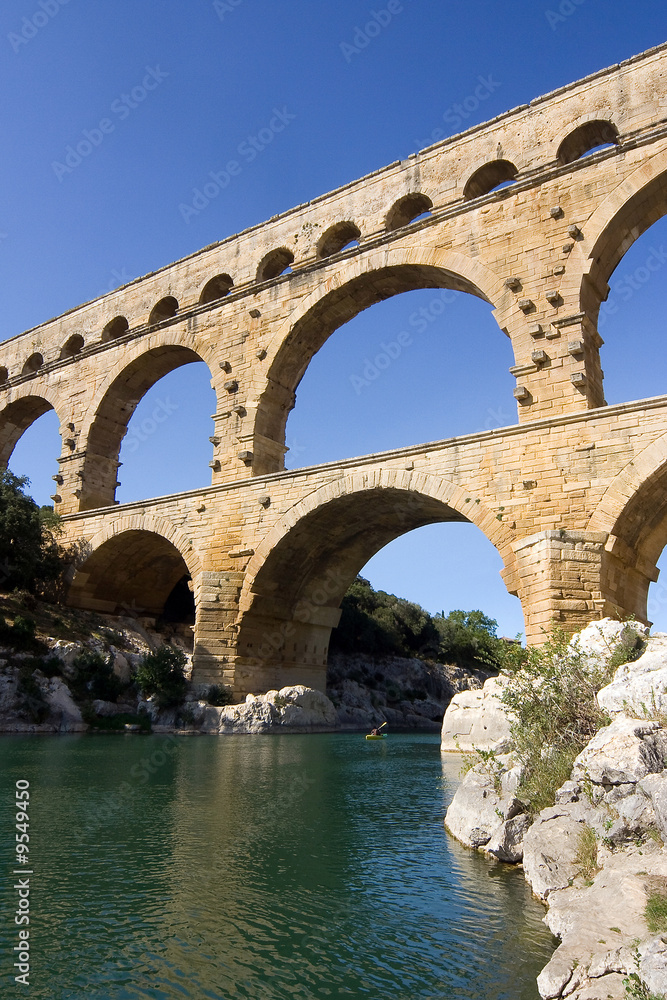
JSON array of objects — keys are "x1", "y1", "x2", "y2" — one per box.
[
  {"x1": 0, "y1": 594, "x2": 485, "y2": 734},
  {"x1": 442, "y1": 619, "x2": 667, "y2": 999}
]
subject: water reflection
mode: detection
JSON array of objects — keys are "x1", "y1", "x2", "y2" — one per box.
[{"x1": 0, "y1": 734, "x2": 555, "y2": 999}]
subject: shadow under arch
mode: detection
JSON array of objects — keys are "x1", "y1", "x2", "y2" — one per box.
[
  {"x1": 588, "y1": 431, "x2": 667, "y2": 624},
  {"x1": 257, "y1": 248, "x2": 508, "y2": 466},
  {"x1": 79, "y1": 342, "x2": 214, "y2": 511},
  {"x1": 0, "y1": 391, "x2": 64, "y2": 469},
  {"x1": 67, "y1": 519, "x2": 202, "y2": 622},
  {"x1": 233, "y1": 471, "x2": 517, "y2": 696}
]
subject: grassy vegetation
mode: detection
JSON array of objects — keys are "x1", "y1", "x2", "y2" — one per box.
[
  {"x1": 573, "y1": 825, "x2": 599, "y2": 881},
  {"x1": 645, "y1": 890, "x2": 667, "y2": 933}
]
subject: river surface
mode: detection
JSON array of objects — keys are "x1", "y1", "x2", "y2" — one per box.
[{"x1": 0, "y1": 733, "x2": 556, "y2": 999}]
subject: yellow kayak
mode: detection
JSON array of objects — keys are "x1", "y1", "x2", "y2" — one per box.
[{"x1": 365, "y1": 734, "x2": 387, "y2": 740}]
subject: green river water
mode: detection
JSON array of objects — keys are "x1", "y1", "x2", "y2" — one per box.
[{"x1": 1, "y1": 732, "x2": 556, "y2": 999}]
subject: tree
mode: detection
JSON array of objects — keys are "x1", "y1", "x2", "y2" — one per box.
[
  {"x1": 0, "y1": 470, "x2": 62, "y2": 592},
  {"x1": 434, "y1": 609, "x2": 504, "y2": 669}
]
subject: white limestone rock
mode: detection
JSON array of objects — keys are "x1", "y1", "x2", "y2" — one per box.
[
  {"x1": 50, "y1": 640, "x2": 85, "y2": 677},
  {"x1": 572, "y1": 717, "x2": 666, "y2": 786},
  {"x1": 444, "y1": 756, "x2": 523, "y2": 849},
  {"x1": 598, "y1": 633, "x2": 667, "y2": 716},
  {"x1": 440, "y1": 675, "x2": 511, "y2": 752},
  {"x1": 40, "y1": 676, "x2": 86, "y2": 731},
  {"x1": 638, "y1": 772, "x2": 667, "y2": 839},
  {"x1": 201, "y1": 685, "x2": 338, "y2": 735},
  {"x1": 568, "y1": 617, "x2": 648, "y2": 671},
  {"x1": 485, "y1": 812, "x2": 532, "y2": 862},
  {"x1": 522, "y1": 806, "x2": 588, "y2": 900},
  {"x1": 640, "y1": 935, "x2": 667, "y2": 998}
]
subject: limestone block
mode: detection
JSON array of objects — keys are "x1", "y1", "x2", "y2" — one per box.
[
  {"x1": 572, "y1": 718, "x2": 665, "y2": 786},
  {"x1": 440, "y1": 675, "x2": 511, "y2": 752},
  {"x1": 638, "y1": 772, "x2": 667, "y2": 838},
  {"x1": 485, "y1": 812, "x2": 532, "y2": 863},
  {"x1": 598, "y1": 634, "x2": 667, "y2": 716},
  {"x1": 444, "y1": 757, "x2": 524, "y2": 849},
  {"x1": 569, "y1": 618, "x2": 648, "y2": 671}
]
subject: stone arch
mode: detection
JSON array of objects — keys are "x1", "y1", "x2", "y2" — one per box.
[
  {"x1": 256, "y1": 247, "x2": 294, "y2": 282},
  {"x1": 67, "y1": 516, "x2": 202, "y2": 618},
  {"x1": 199, "y1": 274, "x2": 234, "y2": 304},
  {"x1": 385, "y1": 193, "x2": 433, "y2": 232},
  {"x1": 22, "y1": 353, "x2": 44, "y2": 376},
  {"x1": 316, "y1": 222, "x2": 361, "y2": 259},
  {"x1": 588, "y1": 431, "x2": 667, "y2": 623},
  {"x1": 233, "y1": 471, "x2": 517, "y2": 695},
  {"x1": 556, "y1": 118, "x2": 619, "y2": 166},
  {"x1": 255, "y1": 247, "x2": 508, "y2": 465},
  {"x1": 101, "y1": 316, "x2": 129, "y2": 342},
  {"x1": 60, "y1": 334, "x2": 85, "y2": 359},
  {"x1": 0, "y1": 388, "x2": 65, "y2": 468},
  {"x1": 78, "y1": 333, "x2": 216, "y2": 511},
  {"x1": 463, "y1": 160, "x2": 518, "y2": 200},
  {"x1": 560, "y1": 148, "x2": 667, "y2": 319},
  {"x1": 148, "y1": 296, "x2": 178, "y2": 325}
]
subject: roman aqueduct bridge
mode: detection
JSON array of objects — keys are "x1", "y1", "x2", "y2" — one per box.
[{"x1": 3, "y1": 44, "x2": 667, "y2": 695}]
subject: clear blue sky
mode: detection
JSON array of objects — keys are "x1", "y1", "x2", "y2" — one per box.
[{"x1": 3, "y1": 1, "x2": 667, "y2": 637}]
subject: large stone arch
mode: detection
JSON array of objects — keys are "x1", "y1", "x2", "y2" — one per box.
[
  {"x1": 588, "y1": 431, "x2": 667, "y2": 624},
  {"x1": 252, "y1": 246, "x2": 508, "y2": 465},
  {"x1": 67, "y1": 514, "x2": 203, "y2": 619},
  {"x1": 78, "y1": 332, "x2": 216, "y2": 511},
  {"x1": 561, "y1": 148, "x2": 667, "y2": 319},
  {"x1": 232, "y1": 470, "x2": 518, "y2": 697},
  {"x1": 0, "y1": 386, "x2": 66, "y2": 473}
]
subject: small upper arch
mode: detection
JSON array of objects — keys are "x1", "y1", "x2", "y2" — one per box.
[
  {"x1": 557, "y1": 119, "x2": 619, "y2": 166},
  {"x1": 60, "y1": 334, "x2": 85, "y2": 359},
  {"x1": 199, "y1": 274, "x2": 234, "y2": 304},
  {"x1": 256, "y1": 247, "x2": 294, "y2": 282},
  {"x1": 22, "y1": 353, "x2": 44, "y2": 376},
  {"x1": 316, "y1": 222, "x2": 361, "y2": 259},
  {"x1": 102, "y1": 316, "x2": 129, "y2": 343},
  {"x1": 463, "y1": 160, "x2": 518, "y2": 201},
  {"x1": 149, "y1": 296, "x2": 179, "y2": 325},
  {"x1": 385, "y1": 193, "x2": 433, "y2": 232}
]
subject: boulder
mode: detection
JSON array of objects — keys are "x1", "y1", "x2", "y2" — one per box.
[
  {"x1": 569, "y1": 618, "x2": 648, "y2": 670},
  {"x1": 111, "y1": 652, "x2": 132, "y2": 684},
  {"x1": 201, "y1": 685, "x2": 338, "y2": 735},
  {"x1": 440, "y1": 675, "x2": 511, "y2": 752},
  {"x1": 572, "y1": 718, "x2": 666, "y2": 786},
  {"x1": 522, "y1": 807, "x2": 589, "y2": 899},
  {"x1": 640, "y1": 935, "x2": 667, "y2": 998},
  {"x1": 444, "y1": 756, "x2": 523, "y2": 849},
  {"x1": 41, "y1": 677, "x2": 86, "y2": 732},
  {"x1": 638, "y1": 772, "x2": 667, "y2": 838},
  {"x1": 485, "y1": 812, "x2": 532, "y2": 862},
  {"x1": 598, "y1": 633, "x2": 667, "y2": 716}
]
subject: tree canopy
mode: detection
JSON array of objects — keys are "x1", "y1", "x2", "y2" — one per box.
[
  {"x1": 329, "y1": 576, "x2": 506, "y2": 670},
  {"x1": 0, "y1": 470, "x2": 62, "y2": 592}
]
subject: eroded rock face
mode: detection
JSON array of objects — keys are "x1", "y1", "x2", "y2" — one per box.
[
  {"x1": 440, "y1": 675, "x2": 511, "y2": 752},
  {"x1": 444, "y1": 755, "x2": 524, "y2": 849},
  {"x1": 572, "y1": 717, "x2": 666, "y2": 786},
  {"x1": 568, "y1": 618, "x2": 648, "y2": 670},
  {"x1": 598, "y1": 633, "x2": 667, "y2": 717},
  {"x1": 200, "y1": 685, "x2": 338, "y2": 735}
]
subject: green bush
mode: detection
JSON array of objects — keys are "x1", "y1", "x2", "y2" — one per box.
[
  {"x1": 70, "y1": 650, "x2": 123, "y2": 703},
  {"x1": 135, "y1": 646, "x2": 187, "y2": 708},
  {"x1": 16, "y1": 671, "x2": 49, "y2": 723},
  {"x1": 499, "y1": 629, "x2": 618, "y2": 813},
  {"x1": 206, "y1": 684, "x2": 233, "y2": 706}
]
